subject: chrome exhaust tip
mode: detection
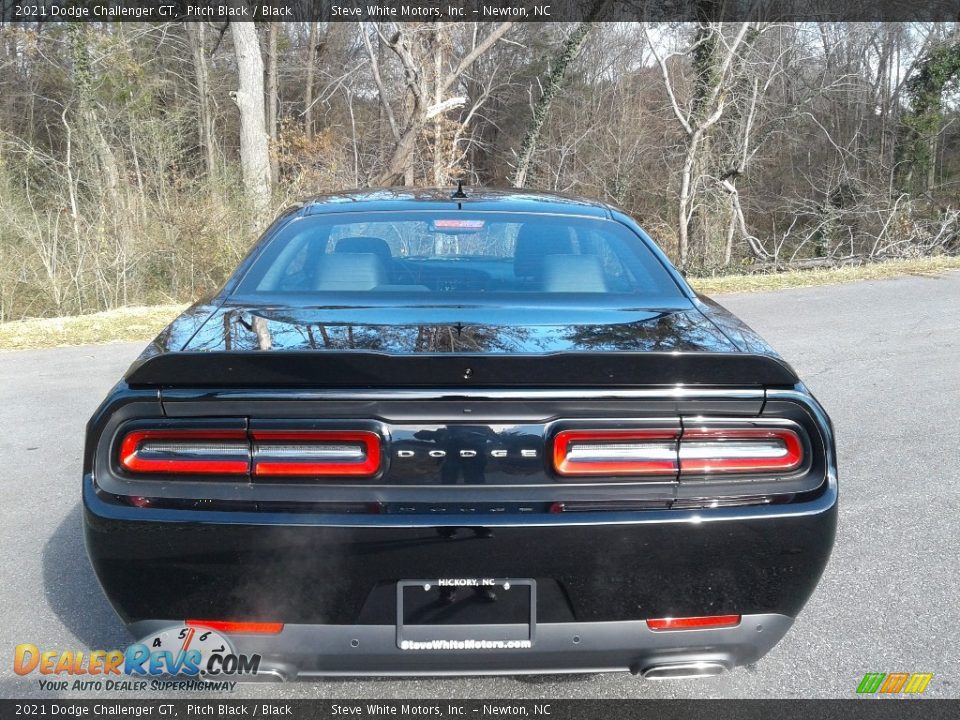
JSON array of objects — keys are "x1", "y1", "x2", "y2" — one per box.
[
  {"x1": 245, "y1": 665, "x2": 294, "y2": 682},
  {"x1": 641, "y1": 661, "x2": 728, "y2": 680}
]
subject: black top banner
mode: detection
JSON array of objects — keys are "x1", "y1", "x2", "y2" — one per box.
[{"x1": 3, "y1": 0, "x2": 960, "y2": 23}]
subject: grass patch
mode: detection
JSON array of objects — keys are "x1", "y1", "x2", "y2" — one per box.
[
  {"x1": 1, "y1": 256, "x2": 958, "y2": 351},
  {"x1": 690, "y1": 256, "x2": 960, "y2": 295},
  {"x1": 0, "y1": 304, "x2": 188, "y2": 352}
]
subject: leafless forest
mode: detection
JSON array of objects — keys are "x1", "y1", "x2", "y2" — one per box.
[{"x1": 1, "y1": 20, "x2": 959, "y2": 320}]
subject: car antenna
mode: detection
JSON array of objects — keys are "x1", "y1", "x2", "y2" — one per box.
[{"x1": 451, "y1": 180, "x2": 467, "y2": 199}]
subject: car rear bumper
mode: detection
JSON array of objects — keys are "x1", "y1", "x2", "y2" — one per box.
[
  {"x1": 84, "y1": 469, "x2": 835, "y2": 675},
  {"x1": 128, "y1": 614, "x2": 793, "y2": 678}
]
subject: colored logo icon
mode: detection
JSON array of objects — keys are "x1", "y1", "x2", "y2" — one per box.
[{"x1": 857, "y1": 672, "x2": 933, "y2": 694}]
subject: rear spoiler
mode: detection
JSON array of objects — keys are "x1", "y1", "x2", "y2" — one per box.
[{"x1": 125, "y1": 351, "x2": 799, "y2": 388}]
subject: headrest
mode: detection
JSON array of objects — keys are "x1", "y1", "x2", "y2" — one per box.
[
  {"x1": 313, "y1": 253, "x2": 387, "y2": 291},
  {"x1": 514, "y1": 225, "x2": 575, "y2": 279},
  {"x1": 335, "y1": 236, "x2": 392, "y2": 262},
  {"x1": 541, "y1": 254, "x2": 608, "y2": 293}
]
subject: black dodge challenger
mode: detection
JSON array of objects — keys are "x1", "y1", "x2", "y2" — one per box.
[{"x1": 84, "y1": 188, "x2": 836, "y2": 680}]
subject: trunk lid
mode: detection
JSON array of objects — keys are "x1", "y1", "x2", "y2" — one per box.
[{"x1": 125, "y1": 305, "x2": 798, "y2": 388}]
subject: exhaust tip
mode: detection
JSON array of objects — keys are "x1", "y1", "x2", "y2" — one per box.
[
  {"x1": 641, "y1": 661, "x2": 727, "y2": 680},
  {"x1": 247, "y1": 666, "x2": 293, "y2": 683}
]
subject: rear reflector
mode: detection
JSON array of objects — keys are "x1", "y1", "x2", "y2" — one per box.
[
  {"x1": 119, "y1": 429, "x2": 249, "y2": 475},
  {"x1": 553, "y1": 429, "x2": 680, "y2": 476},
  {"x1": 251, "y1": 430, "x2": 381, "y2": 477},
  {"x1": 646, "y1": 615, "x2": 741, "y2": 631},
  {"x1": 678, "y1": 427, "x2": 802, "y2": 474},
  {"x1": 185, "y1": 620, "x2": 283, "y2": 634}
]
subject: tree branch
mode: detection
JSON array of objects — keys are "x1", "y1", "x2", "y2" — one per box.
[
  {"x1": 360, "y1": 23, "x2": 401, "y2": 142},
  {"x1": 643, "y1": 24, "x2": 692, "y2": 136},
  {"x1": 441, "y1": 22, "x2": 514, "y2": 94}
]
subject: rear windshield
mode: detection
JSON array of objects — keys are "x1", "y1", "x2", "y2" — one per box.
[{"x1": 234, "y1": 212, "x2": 682, "y2": 301}]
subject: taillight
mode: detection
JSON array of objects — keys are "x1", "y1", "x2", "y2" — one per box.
[
  {"x1": 646, "y1": 614, "x2": 741, "y2": 631},
  {"x1": 552, "y1": 429, "x2": 680, "y2": 477},
  {"x1": 552, "y1": 424, "x2": 804, "y2": 478},
  {"x1": 119, "y1": 429, "x2": 249, "y2": 475},
  {"x1": 678, "y1": 427, "x2": 802, "y2": 475},
  {"x1": 251, "y1": 430, "x2": 381, "y2": 477},
  {"x1": 118, "y1": 427, "x2": 382, "y2": 479}
]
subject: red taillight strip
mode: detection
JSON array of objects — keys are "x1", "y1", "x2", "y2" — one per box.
[
  {"x1": 678, "y1": 428, "x2": 802, "y2": 474},
  {"x1": 251, "y1": 430, "x2": 381, "y2": 477},
  {"x1": 185, "y1": 620, "x2": 284, "y2": 634},
  {"x1": 646, "y1": 614, "x2": 741, "y2": 631},
  {"x1": 553, "y1": 429, "x2": 679, "y2": 476},
  {"x1": 119, "y1": 429, "x2": 250, "y2": 475}
]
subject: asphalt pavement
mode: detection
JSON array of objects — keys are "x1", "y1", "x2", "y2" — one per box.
[{"x1": 1, "y1": 272, "x2": 958, "y2": 699}]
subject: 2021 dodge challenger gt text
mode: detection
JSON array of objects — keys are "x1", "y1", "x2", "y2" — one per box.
[{"x1": 83, "y1": 188, "x2": 836, "y2": 680}]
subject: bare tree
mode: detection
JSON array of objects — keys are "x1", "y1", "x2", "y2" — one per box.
[
  {"x1": 363, "y1": 22, "x2": 515, "y2": 186},
  {"x1": 185, "y1": 22, "x2": 218, "y2": 180},
  {"x1": 265, "y1": 23, "x2": 280, "y2": 189},
  {"x1": 2, "y1": 21, "x2": 959, "y2": 323},
  {"x1": 511, "y1": 2, "x2": 612, "y2": 188},
  {"x1": 303, "y1": 2, "x2": 322, "y2": 140},
  {"x1": 510, "y1": 23, "x2": 593, "y2": 188},
  {"x1": 644, "y1": 22, "x2": 751, "y2": 268},
  {"x1": 230, "y1": 18, "x2": 271, "y2": 220}
]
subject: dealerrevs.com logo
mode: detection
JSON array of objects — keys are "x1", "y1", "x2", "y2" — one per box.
[{"x1": 14, "y1": 625, "x2": 262, "y2": 691}]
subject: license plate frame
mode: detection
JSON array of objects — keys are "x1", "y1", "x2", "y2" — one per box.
[{"x1": 396, "y1": 578, "x2": 536, "y2": 648}]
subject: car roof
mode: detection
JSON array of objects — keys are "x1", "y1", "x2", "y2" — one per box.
[{"x1": 299, "y1": 188, "x2": 613, "y2": 219}]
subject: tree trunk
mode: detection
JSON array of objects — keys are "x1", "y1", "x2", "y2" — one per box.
[
  {"x1": 230, "y1": 19, "x2": 271, "y2": 221},
  {"x1": 677, "y1": 133, "x2": 700, "y2": 268},
  {"x1": 380, "y1": 119, "x2": 426, "y2": 187},
  {"x1": 432, "y1": 27, "x2": 445, "y2": 186},
  {"x1": 510, "y1": 21, "x2": 593, "y2": 188},
  {"x1": 266, "y1": 23, "x2": 279, "y2": 190},
  {"x1": 70, "y1": 24, "x2": 129, "y2": 306},
  {"x1": 70, "y1": 25, "x2": 122, "y2": 211},
  {"x1": 304, "y1": 6, "x2": 319, "y2": 140},
  {"x1": 185, "y1": 22, "x2": 217, "y2": 179}
]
